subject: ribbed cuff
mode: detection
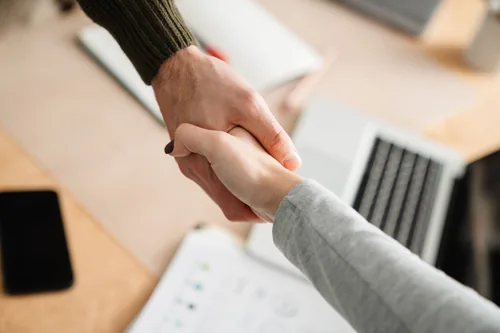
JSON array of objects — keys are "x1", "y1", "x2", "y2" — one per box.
[{"x1": 78, "y1": 0, "x2": 195, "y2": 84}]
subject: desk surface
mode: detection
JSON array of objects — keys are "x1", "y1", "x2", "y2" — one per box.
[
  {"x1": 0, "y1": 130, "x2": 156, "y2": 333},
  {"x1": 264, "y1": 0, "x2": 500, "y2": 163},
  {"x1": 1, "y1": 0, "x2": 500, "y2": 331}
]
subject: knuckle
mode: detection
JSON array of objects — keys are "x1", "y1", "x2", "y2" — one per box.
[
  {"x1": 222, "y1": 200, "x2": 253, "y2": 222},
  {"x1": 178, "y1": 157, "x2": 206, "y2": 180},
  {"x1": 191, "y1": 158, "x2": 208, "y2": 175},
  {"x1": 235, "y1": 88, "x2": 261, "y2": 119},
  {"x1": 178, "y1": 163, "x2": 193, "y2": 179},
  {"x1": 240, "y1": 88, "x2": 258, "y2": 105},
  {"x1": 223, "y1": 209, "x2": 241, "y2": 222},
  {"x1": 218, "y1": 195, "x2": 244, "y2": 222},
  {"x1": 269, "y1": 128, "x2": 286, "y2": 150},
  {"x1": 212, "y1": 131, "x2": 230, "y2": 148}
]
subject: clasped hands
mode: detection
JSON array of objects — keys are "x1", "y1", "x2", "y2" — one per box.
[{"x1": 153, "y1": 46, "x2": 302, "y2": 222}]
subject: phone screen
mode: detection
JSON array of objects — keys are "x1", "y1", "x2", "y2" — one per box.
[{"x1": 0, "y1": 190, "x2": 74, "y2": 294}]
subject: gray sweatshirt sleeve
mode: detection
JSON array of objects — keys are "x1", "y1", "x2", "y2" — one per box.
[{"x1": 273, "y1": 179, "x2": 500, "y2": 333}]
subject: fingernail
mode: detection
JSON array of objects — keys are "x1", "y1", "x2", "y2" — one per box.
[
  {"x1": 283, "y1": 152, "x2": 301, "y2": 170},
  {"x1": 164, "y1": 140, "x2": 175, "y2": 154}
]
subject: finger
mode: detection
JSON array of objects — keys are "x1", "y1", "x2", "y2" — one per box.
[
  {"x1": 239, "y1": 96, "x2": 301, "y2": 171},
  {"x1": 228, "y1": 126, "x2": 263, "y2": 150},
  {"x1": 168, "y1": 123, "x2": 220, "y2": 161}
]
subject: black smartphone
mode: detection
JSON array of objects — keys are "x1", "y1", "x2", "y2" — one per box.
[{"x1": 0, "y1": 190, "x2": 74, "y2": 294}]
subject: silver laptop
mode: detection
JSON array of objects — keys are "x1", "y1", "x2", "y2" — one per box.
[
  {"x1": 247, "y1": 99, "x2": 465, "y2": 276},
  {"x1": 338, "y1": 0, "x2": 441, "y2": 35}
]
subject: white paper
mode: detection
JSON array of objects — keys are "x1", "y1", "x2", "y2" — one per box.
[
  {"x1": 78, "y1": 26, "x2": 164, "y2": 123},
  {"x1": 126, "y1": 228, "x2": 355, "y2": 333}
]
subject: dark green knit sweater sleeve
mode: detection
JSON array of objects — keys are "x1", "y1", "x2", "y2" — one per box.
[{"x1": 77, "y1": 0, "x2": 195, "y2": 84}]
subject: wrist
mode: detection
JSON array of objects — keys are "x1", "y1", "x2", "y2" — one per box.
[
  {"x1": 262, "y1": 168, "x2": 303, "y2": 222},
  {"x1": 153, "y1": 45, "x2": 204, "y2": 86},
  {"x1": 164, "y1": 45, "x2": 205, "y2": 68},
  {"x1": 152, "y1": 45, "x2": 205, "y2": 134}
]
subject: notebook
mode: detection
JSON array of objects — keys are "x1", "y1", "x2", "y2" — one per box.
[
  {"x1": 176, "y1": 0, "x2": 322, "y2": 91},
  {"x1": 126, "y1": 227, "x2": 356, "y2": 333},
  {"x1": 78, "y1": 26, "x2": 163, "y2": 122}
]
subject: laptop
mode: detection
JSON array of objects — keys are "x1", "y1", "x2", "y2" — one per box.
[
  {"x1": 246, "y1": 99, "x2": 466, "y2": 276},
  {"x1": 338, "y1": 0, "x2": 441, "y2": 35}
]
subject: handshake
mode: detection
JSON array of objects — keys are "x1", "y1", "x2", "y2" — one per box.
[{"x1": 153, "y1": 46, "x2": 303, "y2": 222}]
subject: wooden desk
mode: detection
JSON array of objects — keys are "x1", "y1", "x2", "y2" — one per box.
[
  {"x1": 422, "y1": 0, "x2": 500, "y2": 161},
  {"x1": 1, "y1": 0, "x2": 500, "y2": 332},
  {"x1": 0, "y1": 130, "x2": 156, "y2": 332}
]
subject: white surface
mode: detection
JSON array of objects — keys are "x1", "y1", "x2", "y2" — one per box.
[
  {"x1": 78, "y1": 26, "x2": 163, "y2": 123},
  {"x1": 127, "y1": 228, "x2": 355, "y2": 333},
  {"x1": 177, "y1": 0, "x2": 322, "y2": 91},
  {"x1": 246, "y1": 223, "x2": 304, "y2": 278}
]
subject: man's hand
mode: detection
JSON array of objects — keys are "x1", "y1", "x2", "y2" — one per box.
[{"x1": 152, "y1": 46, "x2": 300, "y2": 221}]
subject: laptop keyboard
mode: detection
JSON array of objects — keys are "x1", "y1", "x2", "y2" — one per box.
[{"x1": 353, "y1": 138, "x2": 443, "y2": 255}]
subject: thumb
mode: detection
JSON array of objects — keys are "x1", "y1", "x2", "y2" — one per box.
[
  {"x1": 241, "y1": 100, "x2": 301, "y2": 171},
  {"x1": 165, "y1": 124, "x2": 219, "y2": 161}
]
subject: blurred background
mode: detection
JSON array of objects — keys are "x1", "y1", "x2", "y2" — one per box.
[{"x1": 0, "y1": 0, "x2": 499, "y2": 332}]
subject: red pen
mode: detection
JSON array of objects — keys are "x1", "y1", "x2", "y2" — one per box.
[{"x1": 195, "y1": 34, "x2": 229, "y2": 63}]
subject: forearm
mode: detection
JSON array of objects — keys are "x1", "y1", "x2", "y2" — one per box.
[
  {"x1": 77, "y1": 0, "x2": 195, "y2": 84},
  {"x1": 273, "y1": 180, "x2": 500, "y2": 333}
]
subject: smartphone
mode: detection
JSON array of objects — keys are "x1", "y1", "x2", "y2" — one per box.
[{"x1": 0, "y1": 190, "x2": 74, "y2": 294}]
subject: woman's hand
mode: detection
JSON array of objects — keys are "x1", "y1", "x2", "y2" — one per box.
[{"x1": 167, "y1": 124, "x2": 303, "y2": 222}]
